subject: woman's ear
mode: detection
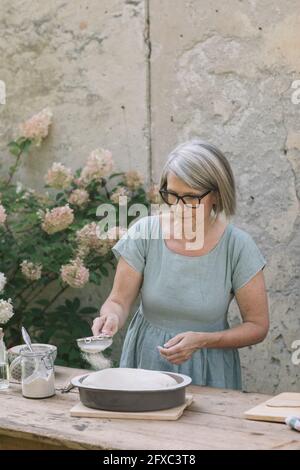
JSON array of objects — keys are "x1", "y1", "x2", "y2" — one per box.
[{"x1": 212, "y1": 190, "x2": 219, "y2": 206}]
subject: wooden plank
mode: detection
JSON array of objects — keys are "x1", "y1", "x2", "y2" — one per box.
[
  {"x1": 265, "y1": 393, "x2": 300, "y2": 408},
  {"x1": 0, "y1": 382, "x2": 299, "y2": 449},
  {"x1": 183, "y1": 386, "x2": 272, "y2": 419},
  {"x1": 0, "y1": 435, "x2": 69, "y2": 450},
  {"x1": 54, "y1": 366, "x2": 89, "y2": 392},
  {"x1": 0, "y1": 366, "x2": 299, "y2": 450},
  {"x1": 245, "y1": 393, "x2": 300, "y2": 423},
  {"x1": 70, "y1": 394, "x2": 194, "y2": 420}
]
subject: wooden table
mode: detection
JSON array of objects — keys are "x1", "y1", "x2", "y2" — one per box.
[{"x1": 0, "y1": 366, "x2": 299, "y2": 450}]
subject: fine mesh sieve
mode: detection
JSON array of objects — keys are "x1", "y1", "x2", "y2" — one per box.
[{"x1": 76, "y1": 334, "x2": 113, "y2": 370}]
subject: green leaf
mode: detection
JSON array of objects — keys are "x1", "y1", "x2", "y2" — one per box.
[
  {"x1": 56, "y1": 192, "x2": 65, "y2": 201},
  {"x1": 16, "y1": 136, "x2": 29, "y2": 145},
  {"x1": 79, "y1": 306, "x2": 98, "y2": 314},
  {"x1": 35, "y1": 299, "x2": 49, "y2": 306},
  {"x1": 53, "y1": 330, "x2": 72, "y2": 340},
  {"x1": 87, "y1": 208, "x2": 96, "y2": 216},
  {"x1": 69, "y1": 349, "x2": 80, "y2": 361},
  {"x1": 73, "y1": 297, "x2": 80, "y2": 312},
  {"x1": 89, "y1": 272, "x2": 102, "y2": 285},
  {"x1": 29, "y1": 307, "x2": 44, "y2": 315},
  {"x1": 99, "y1": 265, "x2": 109, "y2": 277},
  {"x1": 65, "y1": 299, "x2": 74, "y2": 311},
  {"x1": 59, "y1": 344, "x2": 72, "y2": 355},
  {"x1": 54, "y1": 305, "x2": 69, "y2": 313},
  {"x1": 20, "y1": 139, "x2": 32, "y2": 155},
  {"x1": 8, "y1": 141, "x2": 21, "y2": 157},
  {"x1": 108, "y1": 172, "x2": 125, "y2": 179}
]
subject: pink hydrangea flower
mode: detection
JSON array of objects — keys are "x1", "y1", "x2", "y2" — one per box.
[
  {"x1": 45, "y1": 163, "x2": 73, "y2": 189},
  {"x1": 124, "y1": 170, "x2": 144, "y2": 190},
  {"x1": 110, "y1": 186, "x2": 131, "y2": 205},
  {"x1": 76, "y1": 222, "x2": 105, "y2": 255},
  {"x1": 146, "y1": 183, "x2": 161, "y2": 204},
  {"x1": 68, "y1": 189, "x2": 90, "y2": 207},
  {"x1": 79, "y1": 148, "x2": 114, "y2": 185},
  {"x1": 60, "y1": 258, "x2": 89, "y2": 288},
  {"x1": 76, "y1": 222, "x2": 127, "y2": 256},
  {"x1": 41, "y1": 204, "x2": 74, "y2": 234},
  {"x1": 19, "y1": 107, "x2": 53, "y2": 146},
  {"x1": 20, "y1": 260, "x2": 42, "y2": 281},
  {"x1": 95, "y1": 225, "x2": 128, "y2": 256}
]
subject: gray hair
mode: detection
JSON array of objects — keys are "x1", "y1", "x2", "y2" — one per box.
[{"x1": 159, "y1": 138, "x2": 236, "y2": 219}]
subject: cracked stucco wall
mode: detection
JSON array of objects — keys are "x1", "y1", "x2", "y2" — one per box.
[
  {"x1": 0, "y1": 0, "x2": 150, "y2": 188},
  {"x1": 149, "y1": 0, "x2": 300, "y2": 394},
  {"x1": 0, "y1": 0, "x2": 299, "y2": 393},
  {"x1": 0, "y1": 0, "x2": 150, "y2": 371}
]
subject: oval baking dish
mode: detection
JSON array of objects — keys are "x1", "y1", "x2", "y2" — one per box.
[{"x1": 71, "y1": 371, "x2": 192, "y2": 412}]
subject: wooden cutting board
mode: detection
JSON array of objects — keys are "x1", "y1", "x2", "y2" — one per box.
[
  {"x1": 70, "y1": 393, "x2": 193, "y2": 421},
  {"x1": 245, "y1": 393, "x2": 300, "y2": 423}
]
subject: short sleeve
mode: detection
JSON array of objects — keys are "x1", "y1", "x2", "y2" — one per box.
[
  {"x1": 111, "y1": 217, "x2": 148, "y2": 274},
  {"x1": 231, "y1": 232, "x2": 267, "y2": 293}
]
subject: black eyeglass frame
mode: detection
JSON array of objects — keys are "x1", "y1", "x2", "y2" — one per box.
[{"x1": 159, "y1": 189, "x2": 212, "y2": 207}]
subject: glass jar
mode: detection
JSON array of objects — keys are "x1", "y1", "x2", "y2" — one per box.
[
  {"x1": 21, "y1": 349, "x2": 55, "y2": 399},
  {"x1": 0, "y1": 327, "x2": 9, "y2": 390}
]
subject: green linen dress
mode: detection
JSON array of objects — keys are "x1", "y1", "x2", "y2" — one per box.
[{"x1": 111, "y1": 214, "x2": 267, "y2": 390}]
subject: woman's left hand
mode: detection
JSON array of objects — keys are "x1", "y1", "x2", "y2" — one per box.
[{"x1": 158, "y1": 331, "x2": 212, "y2": 365}]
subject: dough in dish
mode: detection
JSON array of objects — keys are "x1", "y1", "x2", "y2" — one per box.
[{"x1": 82, "y1": 367, "x2": 178, "y2": 390}]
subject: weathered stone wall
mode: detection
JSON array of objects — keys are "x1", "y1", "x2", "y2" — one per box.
[
  {"x1": 0, "y1": 0, "x2": 150, "y2": 187},
  {"x1": 0, "y1": 0, "x2": 299, "y2": 393},
  {"x1": 0, "y1": 0, "x2": 149, "y2": 371}
]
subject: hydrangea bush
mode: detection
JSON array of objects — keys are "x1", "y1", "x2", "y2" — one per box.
[{"x1": 0, "y1": 108, "x2": 160, "y2": 367}]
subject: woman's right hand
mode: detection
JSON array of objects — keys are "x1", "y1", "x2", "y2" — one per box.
[{"x1": 92, "y1": 312, "x2": 120, "y2": 337}]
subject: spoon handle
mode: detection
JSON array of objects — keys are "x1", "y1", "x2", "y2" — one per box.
[{"x1": 21, "y1": 326, "x2": 34, "y2": 352}]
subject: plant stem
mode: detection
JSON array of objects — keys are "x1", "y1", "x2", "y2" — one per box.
[
  {"x1": 15, "y1": 223, "x2": 40, "y2": 234},
  {"x1": 102, "y1": 180, "x2": 110, "y2": 199},
  {"x1": 12, "y1": 279, "x2": 37, "y2": 301},
  {"x1": 6, "y1": 265, "x2": 20, "y2": 285},
  {"x1": 4, "y1": 220, "x2": 21, "y2": 249},
  {"x1": 5, "y1": 151, "x2": 22, "y2": 187},
  {"x1": 24, "y1": 276, "x2": 57, "y2": 305},
  {"x1": 41, "y1": 285, "x2": 69, "y2": 314}
]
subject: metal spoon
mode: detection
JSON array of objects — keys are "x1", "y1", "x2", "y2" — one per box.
[
  {"x1": 21, "y1": 326, "x2": 49, "y2": 374},
  {"x1": 21, "y1": 326, "x2": 34, "y2": 352}
]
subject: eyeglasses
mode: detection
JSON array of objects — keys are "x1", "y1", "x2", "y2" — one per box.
[{"x1": 159, "y1": 189, "x2": 212, "y2": 208}]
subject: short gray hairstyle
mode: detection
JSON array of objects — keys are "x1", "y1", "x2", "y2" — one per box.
[{"x1": 159, "y1": 138, "x2": 236, "y2": 218}]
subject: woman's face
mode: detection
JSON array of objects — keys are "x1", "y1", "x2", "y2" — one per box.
[{"x1": 166, "y1": 172, "x2": 216, "y2": 224}]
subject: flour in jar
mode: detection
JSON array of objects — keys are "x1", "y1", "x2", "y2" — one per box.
[
  {"x1": 82, "y1": 367, "x2": 178, "y2": 390},
  {"x1": 22, "y1": 370, "x2": 55, "y2": 398}
]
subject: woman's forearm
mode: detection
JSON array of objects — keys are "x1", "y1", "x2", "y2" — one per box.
[
  {"x1": 204, "y1": 322, "x2": 268, "y2": 349},
  {"x1": 99, "y1": 297, "x2": 129, "y2": 330}
]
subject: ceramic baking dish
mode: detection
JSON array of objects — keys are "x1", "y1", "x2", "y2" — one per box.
[{"x1": 71, "y1": 371, "x2": 192, "y2": 412}]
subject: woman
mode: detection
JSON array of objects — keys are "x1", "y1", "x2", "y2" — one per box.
[{"x1": 92, "y1": 138, "x2": 269, "y2": 390}]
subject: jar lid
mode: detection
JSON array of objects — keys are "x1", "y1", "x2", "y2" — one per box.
[{"x1": 20, "y1": 346, "x2": 51, "y2": 358}]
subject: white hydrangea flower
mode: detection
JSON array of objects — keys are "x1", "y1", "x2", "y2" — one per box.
[
  {"x1": 16, "y1": 181, "x2": 23, "y2": 194},
  {"x1": 0, "y1": 298, "x2": 14, "y2": 324},
  {"x1": 0, "y1": 273, "x2": 6, "y2": 293}
]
